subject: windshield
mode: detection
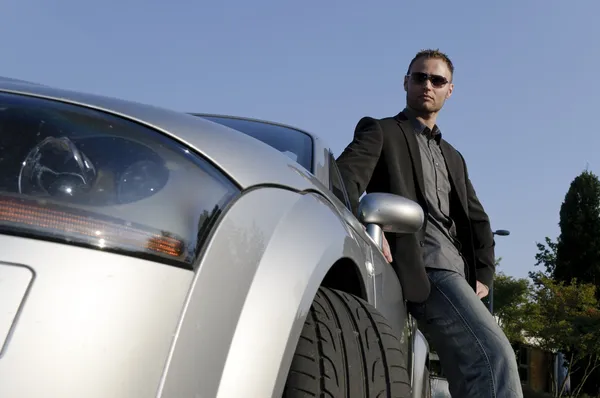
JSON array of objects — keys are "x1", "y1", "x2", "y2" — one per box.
[{"x1": 200, "y1": 115, "x2": 314, "y2": 172}]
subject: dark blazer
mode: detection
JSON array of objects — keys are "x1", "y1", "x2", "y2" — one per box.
[{"x1": 336, "y1": 111, "x2": 495, "y2": 303}]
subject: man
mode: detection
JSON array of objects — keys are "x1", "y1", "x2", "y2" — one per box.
[{"x1": 336, "y1": 49, "x2": 522, "y2": 397}]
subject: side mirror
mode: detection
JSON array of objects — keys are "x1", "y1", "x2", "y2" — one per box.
[{"x1": 357, "y1": 193, "x2": 425, "y2": 248}]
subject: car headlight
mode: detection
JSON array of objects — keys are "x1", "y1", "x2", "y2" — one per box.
[{"x1": 0, "y1": 92, "x2": 239, "y2": 268}]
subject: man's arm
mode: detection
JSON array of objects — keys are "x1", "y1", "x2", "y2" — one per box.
[
  {"x1": 460, "y1": 153, "x2": 496, "y2": 288},
  {"x1": 336, "y1": 117, "x2": 384, "y2": 215}
]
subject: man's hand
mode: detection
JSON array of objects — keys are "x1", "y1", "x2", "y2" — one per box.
[
  {"x1": 381, "y1": 234, "x2": 393, "y2": 263},
  {"x1": 362, "y1": 225, "x2": 393, "y2": 263},
  {"x1": 476, "y1": 281, "x2": 489, "y2": 299}
]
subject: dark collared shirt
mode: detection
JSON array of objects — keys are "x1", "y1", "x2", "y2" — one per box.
[{"x1": 403, "y1": 108, "x2": 466, "y2": 276}]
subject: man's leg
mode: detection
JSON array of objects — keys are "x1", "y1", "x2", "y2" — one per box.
[{"x1": 409, "y1": 269, "x2": 523, "y2": 398}]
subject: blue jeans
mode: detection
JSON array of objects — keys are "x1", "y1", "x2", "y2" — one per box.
[{"x1": 409, "y1": 269, "x2": 523, "y2": 397}]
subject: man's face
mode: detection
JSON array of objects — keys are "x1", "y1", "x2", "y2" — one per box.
[{"x1": 404, "y1": 57, "x2": 453, "y2": 114}]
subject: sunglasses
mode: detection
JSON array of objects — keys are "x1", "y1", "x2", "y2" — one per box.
[{"x1": 407, "y1": 72, "x2": 449, "y2": 88}]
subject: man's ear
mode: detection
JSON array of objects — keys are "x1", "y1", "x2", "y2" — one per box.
[
  {"x1": 446, "y1": 82, "x2": 454, "y2": 99},
  {"x1": 403, "y1": 75, "x2": 409, "y2": 92}
]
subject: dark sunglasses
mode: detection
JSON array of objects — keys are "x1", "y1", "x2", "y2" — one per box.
[{"x1": 407, "y1": 72, "x2": 449, "y2": 88}]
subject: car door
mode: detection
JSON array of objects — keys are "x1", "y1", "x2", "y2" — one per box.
[
  {"x1": 327, "y1": 151, "x2": 406, "y2": 315},
  {"x1": 326, "y1": 150, "x2": 419, "y2": 391}
]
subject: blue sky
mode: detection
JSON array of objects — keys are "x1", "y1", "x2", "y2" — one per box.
[{"x1": 3, "y1": 0, "x2": 599, "y2": 279}]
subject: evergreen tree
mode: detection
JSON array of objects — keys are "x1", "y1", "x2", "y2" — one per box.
[
  {"x1": 532, "y1": 170, "x2": 600, "y2": 395},
  {"x1": 554, "y1": 170, "x2": 600, "y2": 289}
]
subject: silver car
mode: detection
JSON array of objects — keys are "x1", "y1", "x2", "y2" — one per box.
[{"x1": 0, "y1": 77, "x2": 431, "y2": 398}]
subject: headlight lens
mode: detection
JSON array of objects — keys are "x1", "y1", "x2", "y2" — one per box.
[{"x1": 0, "y1": 92, "x2": 239, "y2": 268}]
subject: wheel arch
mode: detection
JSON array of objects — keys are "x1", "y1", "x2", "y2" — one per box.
[
  {"x1": 320, "y1": 257, "x2": 368, "y2": 301},
  {"x1": 156, "y1": 187, "x2": 375, "y2": 398},
  {"x1": 211, "y1": 191, "x2": 373, "y2": 398}
]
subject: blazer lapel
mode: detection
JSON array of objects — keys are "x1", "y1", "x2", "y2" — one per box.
[
  {"x1": 440, "y1": 140, "x2": 469, "y2": 214},
  {"x1": 395, "y1": 114, "x2": 426, "y2": 201}
]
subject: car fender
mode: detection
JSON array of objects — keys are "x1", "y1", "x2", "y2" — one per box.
[
  {"x1": 157, "y1": 187, "x2": 371, "y2": 398},
  {"x1": 216, "y1": 189, "x2": 372, "y2": 398}
]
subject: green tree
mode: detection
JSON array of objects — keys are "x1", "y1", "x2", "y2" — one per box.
[
  {"x1": 484, "y1": 258, "x2": 533, "y2": 343},
  {"x1": 526, "y1": 276, "x2": 600, "y2": 397},
  {"x1": 554, "y1": 170, "x2": 600, "y2": 288},
  {"x1": 491, "y1": 272, "x2": 532, "y2": 344},
  {"x1": 531, "y1": 170, "x2": 600, "y2": 396},
  {"x1": 531, "y1": 236, "x2": 558, "y2": 280}
]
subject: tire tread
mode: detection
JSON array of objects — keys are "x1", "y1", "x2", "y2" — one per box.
[{"x1": 283, "y1": 287, "x2": 410, "y2": 398}]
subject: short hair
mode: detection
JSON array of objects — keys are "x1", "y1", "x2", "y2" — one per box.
[{"x1": 406, "y1": 49, "x2": 454, "y2": 78}]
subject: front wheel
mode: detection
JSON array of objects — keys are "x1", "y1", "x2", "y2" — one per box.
[{"x1": 283, "y1": 287, "x2": 411, "y2": 397}]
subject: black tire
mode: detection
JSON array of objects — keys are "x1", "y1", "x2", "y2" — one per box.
[{"x1": 283, "y1": 287, "x2": 411, "y2": 398}]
